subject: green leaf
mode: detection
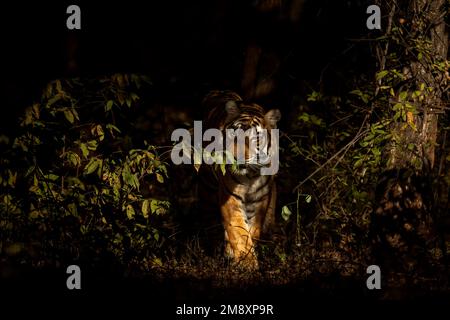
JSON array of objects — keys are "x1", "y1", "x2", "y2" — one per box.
[
  {"x1": 399, "y1": 91, "x2": 408, "y2": 101},
  {"x1": 142, "y1": 199, "x2": 149, "y2": 218},
  {"x1": 126, "y1": 204, "x2": 135, "y2": 219},
  {"x1": 80, "y1": 225, "x2": 87, "y2": 234},
  {"x1": 64, "y1": 110, "x2": 74, "y2": 124},
  {"x1": 393, "y1": 103, "x2": 403, "y2": 111},
  {"x1": 376, "y1": 70, "x2": 389, "y2": 81},
  {"x1": 360, "y1": 141, "x2": 369, "y2": 147},
  {"x1": 68, "y1": 203, "x2": 78, "y2": 216},
  {"x1": 372, "y1": 148, "x2": 381, "y2": 156},
  {"x1": 55, "y1": 80, "x2": 63, "y2": 93},
  {"x1": 298, "y1": 113, "x2": 310, "y2": 122},
  {"x1": 131, "y1": 92, "x2": 140, "y2": 101},
  {"x1": 71, "y1": 108, "x2": 80, "y2": 121},
  {"x1": 117, "y1": 93, "x2": 125, "y2": 106},
  {"x1": 84, "y1": 159, "x2": 99, "y2": 175},
  {"x1": 25, "y1": 166, "x2": 35, "y2": 177},
  {"x1": 156, "y1": 173, "x2": 164, "y2": 183},
  {"x1": 150, "y1": 199, "x2": 158, "y2": 214},
  {"x1": 220, "y1": 163, "x2": 226, "y2": 176},
  {"x1": 80, "y1": 143, "x2": 89, "y2": 158},
  {"x1": 67, "y1": 152, "x2": 81, "y2": 167},
  {"x1": 307, "y1": 91, "x2": 320, "y2": 102},
  {"x1": 305, "y1": 194, "x2": 312, "y2": 203},
  {"x1": 353, "y1": 158, "x2": 364, "y2": 169},
  {"x1": 105, "y1": 100, "x2": 114, "y2": 112},
  {"x1": 350, "y1": 89, "x2": 369, "y2": 103},
  {"x1": 96, "y1": 159, "x2": 103, "y2": 177},
  {"x1": 87, "y1": 140, "x2": 98, "y2": 151},
  {"x1": 106, "y1": 124, "x2": 121, "y2": 138},
  {"x1": 46, "y1": 174, "x2": 59, "y2": 181},
  {"x1": 131, "y1": 174, "x2": 140, "y2": 189},
  {"x1": 350, "y1": 89, "x2": 362, "y2": 96},
  {"x1": 47, "y1": 94, "x2": 61, "y2": 107},
  {"x1": 152, "y1": 257, "x2": 163, "y2": 266},
  {"x1": 91, "y1": 125, "x2": 105, "y2": 141},
  {"x1": 281, "y1": 205, "x2": 292, "y2": 221}
]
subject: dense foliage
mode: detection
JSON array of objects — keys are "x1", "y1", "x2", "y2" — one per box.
[{"x1": 0, "y1": 74, "x2": 170, "y2": 269}]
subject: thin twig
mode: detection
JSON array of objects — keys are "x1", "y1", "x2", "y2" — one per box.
[{"x1": 293, "y1": 116, "x2": 370, "y2": 193}]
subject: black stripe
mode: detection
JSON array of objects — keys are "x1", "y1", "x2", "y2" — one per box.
[
  {"x1": 245, "y1": 181, "x2": 272, "y2": 204},
  {"x1": 245, "y1": 189, "x2": 271, "y2": 204},
  {"x1": 230, "y1": 173, "x2": 244, "y2": 185},
  {"x1": 252, "y1": 176, "x2": 271, "y2": 193}
]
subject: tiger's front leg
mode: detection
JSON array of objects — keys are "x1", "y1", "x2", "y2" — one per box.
[
  {"x1": 219, "y1": 191, "x2": 258, "y2": 269},
  {"x1": 248, "y1": 183, "x2": 276, "y2": 243}
]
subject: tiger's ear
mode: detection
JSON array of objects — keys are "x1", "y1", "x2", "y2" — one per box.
[
  {"x1": 225, "y1": 100, "x2": 241, "y2": 122},
  {"x1": 264, "y1": 109, "x2": 281, "y2": 128}
]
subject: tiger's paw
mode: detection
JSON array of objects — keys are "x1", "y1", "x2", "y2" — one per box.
[{"x1": 228, "y1": 247, "x2": 259, "y2": 270}]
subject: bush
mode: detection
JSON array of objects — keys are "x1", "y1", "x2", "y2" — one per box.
[{"x1": 0, "y1": 74, "x2": 170, "y2": 270}]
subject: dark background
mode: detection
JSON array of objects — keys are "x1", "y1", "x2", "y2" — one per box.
[{"x1": 0, "y1": 0, "x2": 370, "y2": 133}]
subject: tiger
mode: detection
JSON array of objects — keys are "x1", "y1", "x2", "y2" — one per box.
[{"x1": 198, "y1": 90, "x2": 281, "y2": 269}]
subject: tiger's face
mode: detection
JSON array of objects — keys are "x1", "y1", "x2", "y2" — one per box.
[{"x1": 222, "y1": 101, "x2": 281, "y2": 175}]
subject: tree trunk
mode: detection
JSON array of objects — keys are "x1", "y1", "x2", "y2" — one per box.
[
  {"x1": 371, "y1": 0, "x2": 448, "y2": 291},
  {"x1": 386, "y1": 0, "x2": 448, "y2": 170}
]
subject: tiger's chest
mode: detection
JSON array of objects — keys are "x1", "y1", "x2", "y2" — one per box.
[{"x1": 227, "y1": 174, "x2": 273, "y2": 220}]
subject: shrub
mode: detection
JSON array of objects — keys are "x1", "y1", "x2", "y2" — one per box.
[{"x1": 0, "y1": 74, "x2": 170, "y2": 269}]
